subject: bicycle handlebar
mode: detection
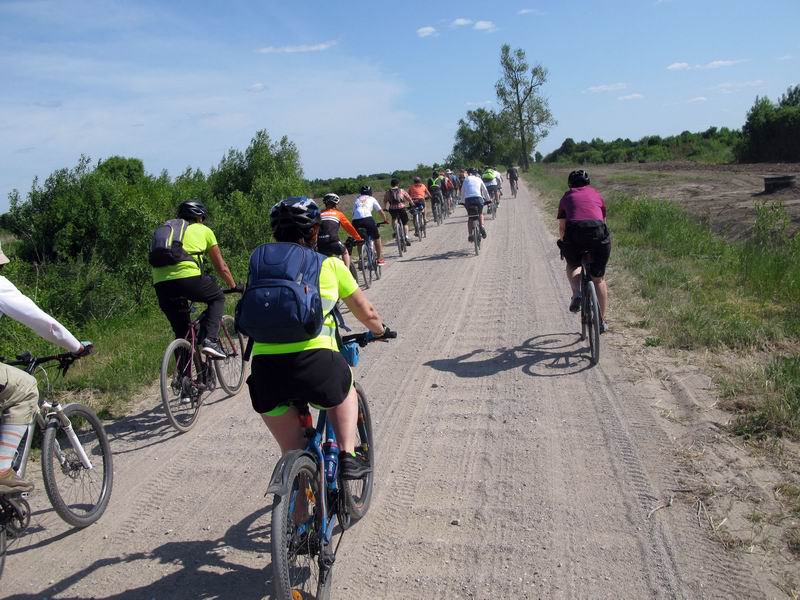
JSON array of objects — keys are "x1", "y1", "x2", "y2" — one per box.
[
  {"x1": 1, "y1": 342, "x2": 94, "y2": 375},
  {"x1": 341, "y1": 327, "x2": 397, "y2": 348}
]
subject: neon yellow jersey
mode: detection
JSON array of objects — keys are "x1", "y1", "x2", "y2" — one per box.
[
  {"x1": 152, "y1": 223, "x2": 218, "y2": 284},
  {"x1": 252, "y1": 256, "x2": 359, "y2": 356}
]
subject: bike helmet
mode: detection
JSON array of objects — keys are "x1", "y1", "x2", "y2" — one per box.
[
  {"x1": 467, "y1": 167, "x2": 479, "y2": 176},
  {"x1": 360, "y1": 185, "x2": 372, "y2": 196},
  {"x1": 177, "y1": 199, "x2": 208, "y2": 221},
  {"x1": 270, "y1": 197, "x2": 321, "y2": 241},
  {"x1": 568, "y1": 169, "x2": 590, "y2": 188},
  {"x1": 413, "y1": 176, "x2": 422, "y2": 183},
  {"x1": 322, "y1": 192, "x2": 340, "y2": 206}
]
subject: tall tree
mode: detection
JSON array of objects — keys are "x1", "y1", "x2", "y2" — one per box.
[
  {"x1": 495, "y1": 44, "x2": 556, "y2": 170},
  {"x1": 449, "y1": 108, "x2": 517, "y2": 167}
]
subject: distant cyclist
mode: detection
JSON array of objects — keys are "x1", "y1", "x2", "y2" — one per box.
[
  {"x1": 153, "y1": 200, "x2": 238, "y2": 359},
  {"x1": 557, "y1": 170, "x2": 611, "y2": 332},
  {"x1": 460, "y1": 167, "x2": 490, "y2": 241},
  {"x1": 482, "y1": 166, "x2": 500, "y2": 208},
  {"x1": 408, "y1": 176, "x2": 431, "y2": 221},
  {"x1": 383, "y1": 178, "x2": 413, "y2": 247},
  {"x1": 506, "y1": 165, "x2": 519, "y2": 195},
  {"x1": 318, "y1": 193, "x2": 362, "y2": 269},
  {"x1": 352, "y1": 185, "x2": 389, "y2": 266},
  {"x1": 426, "y1": 170, "x2": 446, "y2": 220}
]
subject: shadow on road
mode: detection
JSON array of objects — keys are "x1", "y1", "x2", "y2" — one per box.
[
  {"x1": 424, "y1": 332, "x2": 593, "y2": 378},
  {"x1": 6, "y1": 505, "x2": 276, "y2": 600},
  {"x1": 401, "y1": 250, "x2": 472, "y2": 262}
]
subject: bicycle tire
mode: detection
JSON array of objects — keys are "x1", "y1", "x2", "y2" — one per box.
[
  {"x1": 587, "y1": 281, "x2": 601, "y2": 365},
  {"x1": 394, "y1": 222, "x2": 404, "y2": 257},
  {"x1": 271, "y1": 454, "x2": 329, "y2": 600},
  {"x1": 0, "y1": 526, "x2": 5, "y2": 580},
  {"x1": 362, "y1": 250, "x2": 372, "y2": 289},
  {"x1": 160, "y1": 338, "x2": 203, "y2": 432},
  {"x1": 340, "y1": 383, "x2": 374, "y2": 525},
  {"x1": 215, "y1": 315, "x2": 246, "y2": 395},
  {"x1": 41, "y1": 403, "x2": 113, "y2": 528},
  {"x1": 472, "y1": 221, "x2": 480, "y2": 256},
  {"x1": 413, "y1": 214, "x2": 421, "y2": 242}
]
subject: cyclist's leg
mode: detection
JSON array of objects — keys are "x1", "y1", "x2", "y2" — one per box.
[
  {"x1": 0, "y1": 365, "x2": 38, "y2": 490},
  {"x1": 154, "y1": 280, "x2": 192, "y2": 339},
  {"x1": 589, "y1": 240, "x2": 611, "y2": 321},
  {"x1": 188, "y1": 275, "x2": 225, "y2": 342}
]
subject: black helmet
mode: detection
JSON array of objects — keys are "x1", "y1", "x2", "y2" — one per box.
[
  {"x1": 467, "y1": 167, "x2": 479, "y2": 176},
  {"x1": 360, "y1": 185, "x2": 372, "y2": 196},
  {"x1": 269, "y1": 197, "x2": 321, "y2": 241},
  {"x1": 568, "y1": 170, "x2": 590, "y2": 188},
  {"x1": 322, "y1": 193, "x2": 340, "y2": 206},
  {"x1": 177, "y1": 199, "x2": 208, "y2": 221},
  {"x1": 413, "y1": 176, "x2": 422, "y2": 183}
]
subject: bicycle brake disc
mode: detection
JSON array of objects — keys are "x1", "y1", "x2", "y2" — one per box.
[{"x1": 5, "y1": 497, "x2": 31, "y2": 538}]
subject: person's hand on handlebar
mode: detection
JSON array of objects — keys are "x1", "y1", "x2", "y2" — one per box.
[{"x1": 72, "y1": 341, "x2": 94, "y2": 358}]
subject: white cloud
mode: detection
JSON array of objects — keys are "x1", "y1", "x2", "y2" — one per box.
[
  {"x1": 256, "y1": 40, "x2": 337, "y2": 54},
  {"x1": 473, "y1": 20, "x2": 496, "y2": 31},
  {"x1": 667, "y1": 62, "x2": 690, "y2": 71},
  {"x1": 247, "y1": 83, "x2": 265, "y2": 93},
  {"x1": 466, "y1": 100, "x2": 493, "y2": 107},
  {"x1": 451, "y1": 18, "x2": 472, "y2": 27},
  {"x1": 667, "y1": 58, "x2": 747, "y2": 71},
  {"x1": 714, "y1": 80, "x2": 765, "y2": 94},
  {"x1": 417, "y1": 26, "x2": 436, "y2": 38},
  {"x1": 618, "y1": 93, "x2": 644, "y2": 101},
  {"x1": 585, "y1": 82, "x2": 627, "y2": 94},
  {"x1": 776, "y1": 54, "x2": 793, "y2": 61},
  {"x1": 518, "y1": 8, "x2": 545, "y2": 15},
  {"x1": 687, "y1": 96, "x2": 707, "y2": 103}
]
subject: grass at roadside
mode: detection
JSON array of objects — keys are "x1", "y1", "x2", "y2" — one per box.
[{"x1": 527, "y1": 164, "x2": 800, "y2": 438}]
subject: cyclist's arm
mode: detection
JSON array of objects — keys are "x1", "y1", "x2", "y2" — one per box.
[
  {"x1": 341, "y1": 288, "x2": 384, "y2": 336},
  {"x1": 559, "y1": 219, "x2": 566, "y2": 239},
  {"x1": 479, "y1": 182, "x2": 490, "y2": 201},
  {"x1": 337, "y1": 211, "x2": 363, "y2": 241},
  {"x1": 0, "y1": 277, "x2": 82, "y2": 352},
  {"x1": 208, "y1": 245, "x2": 237, "y2": 289}
]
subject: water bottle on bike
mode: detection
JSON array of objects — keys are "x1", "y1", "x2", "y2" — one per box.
[{"x1": 324, "y1": 439, "x2": 340, "y2": 484}]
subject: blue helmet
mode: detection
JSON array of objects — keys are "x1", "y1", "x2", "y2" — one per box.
[{"x1": 270, "y1": 197, "x2": 321, "y2": 239}]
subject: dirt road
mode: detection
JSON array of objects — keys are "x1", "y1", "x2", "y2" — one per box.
[{"x1": 3, "y1": 182, "x2": 772, "y2": 599}]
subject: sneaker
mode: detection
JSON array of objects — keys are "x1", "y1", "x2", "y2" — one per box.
[
  {"x1": 201, "y1": 338, "x2": 226, "y2": 359},
  {"x1": 377, "y1": 258, "x2": 386, "y2": 266},
  {"x1": 405, "y1": 238, "x2": 412, "y2": 246},
  {"x1": 569, "y1": 296, "x2": 582, "y2": 313},
  {"x1": 468, "y1": 234, "x2": 474, "y2": 242},
  {"x1": 600, "y1": 321, "x2": 609, "y2": 334},
  {"x1": 0, "y1": 469, "x2": 34, "y2": 494},
  {"x1": 480, "y1": 227, "x2": 487, "y2": 239},
  {"x1": 339, "y1": 452, "x2": 372, "y2": 480}
]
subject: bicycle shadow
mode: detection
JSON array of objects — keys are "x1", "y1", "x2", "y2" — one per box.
[
  {"x1": 6, "y1": 505, "x2": 277, "y2": 600},
  {"x1": 424, "y1": 332, "x2": 593, "y2": 379},
  {"x1": 401, "y1": 250, "x2": 472, "y2": 262}
]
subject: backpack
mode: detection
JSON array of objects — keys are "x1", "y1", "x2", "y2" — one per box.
[
  {"x1": 482, "y1": 171, "x2": 496, "y2": 183},
  {"x1": 443, "y1": 176, "x2": 453, "y2": 192},
  {"x1": 148, "y1": 219, "x2": 197, "y2": 267},
  {"x1": 234, "y1": 243, "x2": 327, "y2": 344}
]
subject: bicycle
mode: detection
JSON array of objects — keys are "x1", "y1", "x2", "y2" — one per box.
[
  {"x1": 159, "y1": 289, "x2": 245, "y2": 432},
  {"x1": 391, "y1": 215, "x2": 407, "y2": 258},
  {"x1": 578, "y1": 253, "x2": 601, "y2": 365},
  {"x1": 355, "y1": 223, "x2": 385, "y2": 287},
  {"x1": 267, "y1": 328, "x2": 396, "y2": 600},
  {"x1": 432, "y1": 198, "x2": 444, "y2": 226},
  {"x1": 0, "y1": 345, "x2": 113, "y2": 578},
  {"x1": 510, "y1": 178, "x2": 518, "y2": 198},
  {"x1": 466, "y1": 203, "x2": 486, "y2": 256},
  {"x1": 410, "y1": 204, "x2": 426, "y2": 241}
]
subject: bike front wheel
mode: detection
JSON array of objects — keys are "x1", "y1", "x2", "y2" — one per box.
[
  {"x1": 215, "y1": 315, "x2": 246, "y2": 395},
  {"x1": 341, "y1": 383, "x2": 375, "y2": 526},
  {"x1": 41, "y1": 403, "x2": 113, "y2": 528},
  {"x1": 587, "y1": 281, "x2": 601, "y2": 365},
  {"x1": 271, "y1": 454, "x2": 330, "y2": 600},
  {"x1": 161, "y1": 338, "x2": 203, "y2": 432}
]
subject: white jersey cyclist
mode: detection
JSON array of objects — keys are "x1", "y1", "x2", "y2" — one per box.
[{"x1": 353, "y1": 194, "x2": 382, "y2": 220}]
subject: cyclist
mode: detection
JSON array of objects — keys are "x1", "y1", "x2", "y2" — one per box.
[
  {"x1": 352, "y1": 185, "x2": 388, "y2": 266},
  {"x1": 0, "y1": 243, "x2": 88, "y2": 493},
  {"x1": 506, "y1": 165, "x2": 519, "y2": 194},
  {"x1": 318, "y1": 193, "x2": 362, "y2": 269},
  {"x1": 557, "y1": 170, "x2": 611, "y2": 332},
  {"x1": 460, "y1": 167, "x2": 490, "y2": 241},
  {"x1": 153, "y1": 200, "x2": 238, "y2": 359},
  {"x1": 408, "y1": 176, "x2": 431, "y2": 222},
  {"x1": 248, "y1": 197, "x2": 389, "y2": 478},
  {"x1": 426, "y1": 171, "x2": 446, "y2": 221},
  {"x1": 383, "y1": 178, "x2": 413, "y2": 247},
  {"x1": 482, "y1": 166, "x2": 500, "y2": 209}
]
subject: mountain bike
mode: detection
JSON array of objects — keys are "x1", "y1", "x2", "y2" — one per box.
[
  {"x1": 579, "y1": 253, "x2": 601, "y2": 365},
  {"x1": 466, "y1": 203, "x2": 486, "y2": 256},
  {"x1": 0, "y1": 345, "x2": 113, "y2": 578},
  {"x1": 392, "y1": 215, "x2": 407, "y2": 257},
  {"x1": 159, "y1": 289, "x2": 245, "y2": 432},
  {"x1": 355, "y1": 223, "x2": 385, "y2": 288},
  {"x1": 510, "y1": 178, "x2": 518, "y2": 198},
  {"x1": 410, "y1": 204, "x2": 426, "y2": 241},
  {"x1": 268, "y1": 328, "x2": 396, "y2": 600},
  {"x1": 432, "y1": 198, "x2": 444, "y2": 226}
]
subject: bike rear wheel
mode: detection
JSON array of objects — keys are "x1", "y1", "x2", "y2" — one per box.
[
  {"x1": 271, "y1": 454, "x2": 330, "y2": 600},
  {"x1": 41, "y1": 403, "x2": 113, "y2": 528},
  {"x1": 587, "y1": 281, "x2": 601, "y2": 365},
  {"x1": 0, "y1": 526, "x2": 5, "y2": 579},
  {"x1": 359, "y1": 247, "x2": 371, "y2": 289},
  {"x1": 215, "y1": 315, "x2": 246, "y2": 395},
  {"x1": 340, "y1": 383, "x2": 374, "y2": 526},
  {"x1": 161, "y1": 338, "x2": 203, "y2": 432},
  {"x1": 368, "y1": 242, "x2": 381, "y2": 281},
  {"x1": 394, "y1": 222, "x2": 404, "y2": 257},
  {"x1": 471, "y1": 220, "x2": 480, "y2": 256}
]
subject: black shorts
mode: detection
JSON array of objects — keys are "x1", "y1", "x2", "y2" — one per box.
[
  {"x1": 464, "y1": 196, "x2": 484, "y2": 216},
  {"x1": 248, "y1": 349, "x2": 353, "y2": 415},
  {"x1": 318, "y1": 240, "x2": 346, "y2": 257},
  {"x1": 352, "y1": 217, "x2": 379, "y2": 241},
  {"x1": 388, "y1": 208, "x2": 409, "y2": 225},
  {"x1": 561, "y1": 221, "x2": 612, "y2": 278}
]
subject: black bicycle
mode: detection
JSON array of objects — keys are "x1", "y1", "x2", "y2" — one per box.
[
  {"x1": 410, "y1": 204, "x2": 426, "y2": 241},
  {"x1": 579, "y1": 253, "x2": 602, "y2": 365}
]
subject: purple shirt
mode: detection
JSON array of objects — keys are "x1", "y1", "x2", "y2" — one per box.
[{"x1": 557, "y1": 186, "x2": 607, "y2": 222}]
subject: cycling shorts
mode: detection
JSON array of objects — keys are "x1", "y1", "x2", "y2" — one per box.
[
  {"x1": 318, "y1": 240, "x2": 346, "y2": 257},
  {"x1": 247, "y1": 349, "x2": 353, "y2": 416},
  {"x1": 561, "y1": 220, "x2": 612, "y2": 278},
  {"x1": 464, "y1": 197, "x2": 485, "y2": 217},
  {"x1": 388, "y1": 208, "x2": 409, "y2": 225},
  {"x1": 352, "y1": 217, "x2": 379, "y2": 241},
  {"x1": 485, "y1": 184, "x2": 498, "y2": 196}
]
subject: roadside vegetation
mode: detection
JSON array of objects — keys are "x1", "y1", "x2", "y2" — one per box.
[{"x1": 528, "y1": 165, "x2": 800, "y2": 438}]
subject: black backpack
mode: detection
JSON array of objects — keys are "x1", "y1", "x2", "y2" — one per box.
[{"x1": 148, "y1": 219, "x2": 197, "y2": 267}]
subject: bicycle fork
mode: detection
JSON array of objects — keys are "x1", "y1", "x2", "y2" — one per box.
[{"x1": 47, "y1": 404, "x2": 93, "y2": 470}]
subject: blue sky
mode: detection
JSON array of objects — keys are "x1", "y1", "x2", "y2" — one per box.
[{"x1": 1, "y1": 0, "x2": 798, "y2": 210}]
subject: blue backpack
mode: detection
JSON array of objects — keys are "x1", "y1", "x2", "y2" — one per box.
[{"x1": 235, "y1": 243, "x2": 327, "y2": 344}]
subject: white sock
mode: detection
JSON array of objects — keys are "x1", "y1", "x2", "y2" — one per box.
[{"x1": 0, "y1": 424, "x2": 27, "y2": 472}]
